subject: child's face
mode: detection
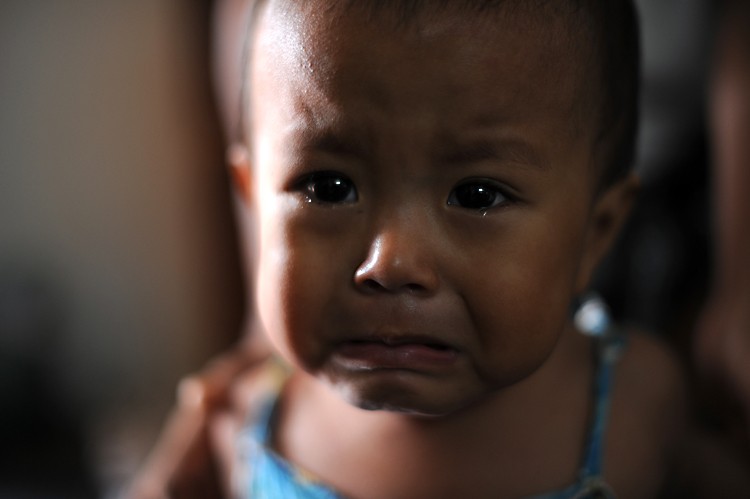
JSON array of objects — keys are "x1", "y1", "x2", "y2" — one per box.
[{"x1": 244, "y1": 2, "x2": 622, "y2": 416}]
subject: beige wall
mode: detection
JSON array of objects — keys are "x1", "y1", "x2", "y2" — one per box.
[{"x1": 0, "y1": 0, "x2": 243, "y2": 423}]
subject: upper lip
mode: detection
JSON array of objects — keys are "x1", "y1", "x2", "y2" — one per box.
[
  {"x1": 336, "y1": 296, "x2": 463, "y2": 350},
  {"x1": 345, "y1": 333, "x2": 457, "y2": 350}
]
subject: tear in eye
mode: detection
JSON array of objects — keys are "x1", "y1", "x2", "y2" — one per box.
[
  {"x1": 302, "y1": 172, "x2": 358, "y2": 204},
  {"x1": 447, "y1": 181, "x2": 508, "y2": 211}
]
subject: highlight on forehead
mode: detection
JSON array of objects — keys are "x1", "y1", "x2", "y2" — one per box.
[
  {"x1": 241, "y1": 0, "x2": 598, "y2": 125},
  {"x1": 238, "y1": 0, "x2": 639, "y2": 187}
]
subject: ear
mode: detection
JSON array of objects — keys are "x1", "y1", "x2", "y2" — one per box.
[
  {"x1": 575, "y1": 173, "x2": 640, "y2": 294},
  {"x1": 227, "y1": 143, "x2": 253, "y2": 204}
]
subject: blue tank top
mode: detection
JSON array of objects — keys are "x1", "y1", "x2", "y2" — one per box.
[{"x1": 235, "y1": 336, "x2": 625, "y2": 499}]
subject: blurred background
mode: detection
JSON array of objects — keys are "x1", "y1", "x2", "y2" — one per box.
[
  {"x1": 0, "y1": 0, "x2": 739, "y2": 497},
  {"x1": 0, "y1": 1, "x2": 243, "y2": 496}
]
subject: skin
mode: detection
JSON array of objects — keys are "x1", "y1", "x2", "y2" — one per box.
[
  {"x1": 225, "y1": 1, "x2": 676, "y2": 497},
  {"x1": 129, "y1": 3, "x2": 265, "y2": 498},
  {"x1": 131, "y1": 1, "x2": 688, "y2": 497},
  {"x1": 248, "y1": 1, "x2": 620, "y2": 418},
  {"x1": 697, "y1": 1, "x2": 750, "y2": 429}
]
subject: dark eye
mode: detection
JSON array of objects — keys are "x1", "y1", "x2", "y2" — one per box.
[
  {"x1": 447, "y1": 181, "x2": 509, "y2": 211},
  {"x1": 301, "y1": 172, "x2": 358, "y2": 204}
]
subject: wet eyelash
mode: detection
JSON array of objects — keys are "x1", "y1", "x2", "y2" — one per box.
[
  {"x1": 447, "y1": 179, "x2": 515, "y2": 212},
  {"x1": 295, "y1": 171, "x2": 358, "y2": 204}
]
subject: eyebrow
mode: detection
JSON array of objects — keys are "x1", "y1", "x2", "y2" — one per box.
[
  {"x1": 290, "y1": 108, "x2": 550, "y2": 171},
  {"x1": 440, "y1": 137, "x2": 549, "y2": 170},
  {"x1": 300, "y1": 129, "x2": 368, "y2": 157}
]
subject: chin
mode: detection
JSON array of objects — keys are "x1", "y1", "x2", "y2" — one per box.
[
  {"x1": 351, "y1": 396, "x2": 457, "y2": 417},
  {"x1": 330, "y1": 375, "x2": 481, "y2": 418}
]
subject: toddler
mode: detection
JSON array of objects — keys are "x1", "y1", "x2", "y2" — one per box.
[{"x1": 142, "y1": 0, "x2": 688, "y2": 497}]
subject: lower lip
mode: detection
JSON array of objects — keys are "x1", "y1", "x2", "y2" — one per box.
[{"x1": 333, "y1": 342, "x2": 459, "y2": 370}]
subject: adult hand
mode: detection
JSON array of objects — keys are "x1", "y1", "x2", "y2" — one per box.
[{"x1": 127, "y1": 341, "x2": 267, "y2": 499}]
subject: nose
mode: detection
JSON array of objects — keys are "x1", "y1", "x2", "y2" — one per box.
[{"x1": 353, "y1": 215, "x2": 440, "y2": 295}]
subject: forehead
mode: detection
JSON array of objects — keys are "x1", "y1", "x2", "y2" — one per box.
[{"x1": 247, "y1": 0, "x2": 594, "y2": 157}]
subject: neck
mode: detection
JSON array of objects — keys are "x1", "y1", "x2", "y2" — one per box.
[{"x1": 274, "y1": 324, "x2": 595, "y2": 496}]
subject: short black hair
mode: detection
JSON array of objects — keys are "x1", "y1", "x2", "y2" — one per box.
[
  {"x1": 588, "y1": 0, "x2": 640, "y2": 188},
  {"x1": 238, "y1": 0, "x2": 640, "y2": 188}
]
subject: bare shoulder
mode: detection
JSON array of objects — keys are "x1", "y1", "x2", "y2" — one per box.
[
  {"x1": 614, "y1": 330, "x2": 687, "y2": 415},
  {"x1": 605, "y1": 330, "x2": 689, "y2": 498}
]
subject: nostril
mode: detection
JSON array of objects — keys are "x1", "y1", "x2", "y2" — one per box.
[
  {"x1": 406, "y1": 283, "x2": 426, "y2": 293},
  {"x1": 358, "y1": 278, "x2": 427, "y2": 294},
  {"x1": 362, "y1": 279, "x2": 384, "y2": 292},
  {"x1": 353, "y1": 237, "x2": 439, "y2": 294}
]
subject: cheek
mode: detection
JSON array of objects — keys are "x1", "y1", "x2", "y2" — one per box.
[
  {"x1": 256, "y1": 220, "x2": 316, "y2": 367},
  {"x1": 466, "y1": 271, "x2": 567, "y2": 384},
  {"x1": 254, "y1": 204, "x2": 355, "y2": 370},
  {"x1": 458, "y1": 213, "x2": 587, "y2": 381}
]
